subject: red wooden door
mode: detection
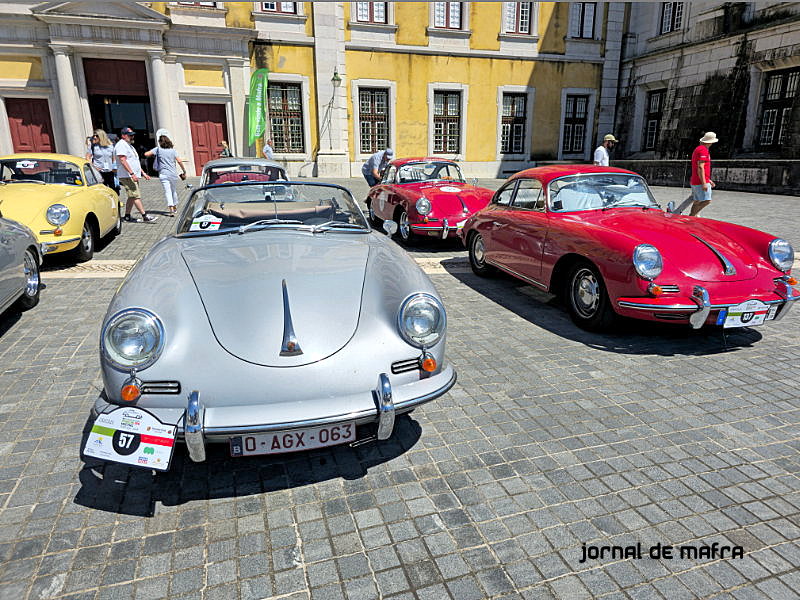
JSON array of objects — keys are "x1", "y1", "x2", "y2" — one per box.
[
  {"x1": 6, "y1": 98, "x2": 54, "y2": 153},
  {"x1": 188, "y1": 103, "x2": 228, "y2": 175}
]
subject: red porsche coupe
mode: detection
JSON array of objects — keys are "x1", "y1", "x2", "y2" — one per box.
[
  {"x1": 460, "y1": 165, "x2": 798, "y2": 331},
  {"x1": 366, "y1": 158, "x2": 493, "y2": 245}
]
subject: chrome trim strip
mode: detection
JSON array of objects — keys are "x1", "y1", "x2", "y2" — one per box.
[
  {"x1": 41, "y1": 237, "x2": 81, "y2": 247},
  {"x1": 376, "y1": 373, "x2": 395, "y2": 440},
  {"x1": 486, "y1": 259, "x2": 548, "y2": 290},
  {"x1": 280, "y1": 279, "x2": 303, "y2": 356},
  {"x1": 691, "y1": 234, "x2": 736, "y2": 276},
  {"x1": 689, "y1": 285, "x2": 711, "y2": 329},
  {"x1": 185, "y1": 391, "x2": 206, "y2": 462},
  {"x1": 442, "y1": 218, "x2": 450, "y2": 240},
  {"x1": 618, "y1": 296, "x2": 800, "y2": 311}
]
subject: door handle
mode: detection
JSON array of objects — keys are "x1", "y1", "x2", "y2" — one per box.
[{"x1": 492, "y1": 221, "x2": 506, "y2": 228}]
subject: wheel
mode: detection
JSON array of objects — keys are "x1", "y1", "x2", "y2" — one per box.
[
  {"x1": 73, "y1": 219, "x2": 95, "y2": 263},
  {"x1": 468, "y1": 232, "x2": 496, "y2": 277},
  {"x1": 565, "y1": 261, "x2": 617, "y2": 331},
  {"x1": 14, "y1": 249, "x2": 41, "y2": 311},
  {"x1": 366, "y1": 200, "x2": 382, "y2": 227},
  {"x1": 394, "y1": 209, "x2": 418, "y2": 246}
]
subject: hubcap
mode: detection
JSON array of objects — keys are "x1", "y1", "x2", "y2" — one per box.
[
  {"x1": 399, "y1": 211, "x2": 410, "y2": 239},
  {"x1": 23, "y1": 252, "x2": 39, "y2": 297},
  {"x1": 572, "y1": 268, "x2": 599, "y2": 318},
  {"x1": 81, "y1": 223, "x2": 92, "y2": 252},
  {"x1": 472, "y1": 235, "x2": 485, "y2": 266}
]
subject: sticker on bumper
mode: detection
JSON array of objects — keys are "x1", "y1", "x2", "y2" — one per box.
[{"x1": 723, "y1": 299, "x2": 770, "y2": 328}]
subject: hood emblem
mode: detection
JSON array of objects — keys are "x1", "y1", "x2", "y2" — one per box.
[
  {"x1": 280, "y1": 279, "x2": 303, "y2": 356},
  {"x1": 691, "y1": 234, "x2": 737, "y2": 276}
]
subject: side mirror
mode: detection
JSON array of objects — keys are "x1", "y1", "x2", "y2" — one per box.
[
  {"x1": 383, "y1": 220, "x2": 398, "y2": 236},
  {"x1": 666, "y1": 201, "x2": 675, "y2": 214}
]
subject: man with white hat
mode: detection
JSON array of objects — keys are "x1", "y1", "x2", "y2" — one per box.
[
  {"x1": 593, "y1": 134, "x2": 617, "y2": 167},
  {"x1": 361, "y1": 148, "x2": 394, "y2": 187},
  {"x1": 671, "y1": 132, "x2": 718, "y2": 216}
]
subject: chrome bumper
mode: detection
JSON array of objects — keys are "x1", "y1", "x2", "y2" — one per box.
[{"x1": 40, "y1": 237, "x2": 80, "y2": 255}]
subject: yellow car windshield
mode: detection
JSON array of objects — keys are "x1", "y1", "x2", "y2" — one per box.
[{"x1": 0, "y1": 159, "x2": 84, "y2": 186}]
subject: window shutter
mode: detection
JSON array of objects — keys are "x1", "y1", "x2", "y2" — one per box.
[
  {"x1": 503, "y1": 2, "x2": 516, "y2": 33},
  {"x1": 582, "y1": 3, "x2": 594, "y2": 38},
  {"x1": 569, "y1": 3, "x2": 582, "y2": 37},
  {"x1": 434, "y1": 2, "x2": 445, "y2": 27},
  {"x1": 449, "y1": 2, "x2": 461, "y2": 28}
]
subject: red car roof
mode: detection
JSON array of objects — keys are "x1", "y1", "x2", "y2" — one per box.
[
  {"x1": 389, "y1": 157, "x2": 458, "y2": 167},
  {"x1": 510, "y1": 165, "x2": 640, "y2": 183}
]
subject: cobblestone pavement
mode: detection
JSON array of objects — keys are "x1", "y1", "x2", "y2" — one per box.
[{"x1": 1, "y1": 177, "x2": 799, "y2": 600}]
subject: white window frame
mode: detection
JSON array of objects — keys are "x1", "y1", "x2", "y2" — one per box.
[
  {"x1": 557, "y1": 87, "x2": 596, "y2": 160},
  {"x1": 495, "y1": 85, "x2": 535, "y2": 160},
  {"x1": 173, "y1": 1, "x2": 220, "y2": 6},
  {"x1": 567, "y1": 2, "x2": 597, "y2": 39},
  {"x1": 660, "y1": 2, "x2": 684, "y2": 35},
  {"x1": 351, "y1": 79, "x2": 397, "y2": 161},
  {"x1": 353, "y1": 2, "x2": 389, "y2": 24},
  {"x1": 431, "y1": 2, "x2": 465, "y2": 29},
  {"x1": 265, "y1": 73, "x2": 312, "y2": 161},
  {"x1": 502, "y1": 2, "x2": 537, "y2": 35},
  {"x1": 427, "y1": 82, "x2": 468, "y2": 160},
  {"x1": 260, "y1": 2, "x2": 298, "y2": 14}
]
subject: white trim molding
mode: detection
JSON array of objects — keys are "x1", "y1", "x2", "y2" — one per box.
[
  {"x1": 427, "y1": 82, "x2": 469, "y2": 160},
  {"x1": 350, "y1": 78, "x2": 397, "y2": 161},
  {"x1": 557, "y1": 87, "x2": 596, "y2": 161},
  {"x1": 265, "y1": 72, "x2": 313, "y2": 166},
  {"x1": 427, "y1": 1, "x2": 472, "y2": 50},
  {"x1": 495, "y1": 85, "x2": 536, "y2": 161},
  {"x1": 348, "y1": 2, "x2": 397, "y2": 45}
]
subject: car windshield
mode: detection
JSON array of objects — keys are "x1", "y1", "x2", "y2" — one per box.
[
  {"x1": 396, "y1": 161, "x2": 465, "y2": 184},
  {"x1": 178, "y1": 182, "x2": 369, "y2": 235},
  {"x1": 205, "y1": 164, "x2": 286, "y2": 185},
  {"x1": 0, "y1": 159, "x2": 83, "y2": 186},
  {"x1": 548, "y1": 173, "x2": 658, "y2": 212}
]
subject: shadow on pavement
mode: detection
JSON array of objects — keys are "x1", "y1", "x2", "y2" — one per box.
[
  {"x1": 445, "y1": 260, "x2": 763, "y2": 356},
  {"x1": 74, "y1": 415, "x2": 421, "y2": 517}
]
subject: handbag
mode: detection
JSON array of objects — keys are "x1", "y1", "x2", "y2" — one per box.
[{"x1": 153, "y1": 147, "x2": 161, "y2": 174}]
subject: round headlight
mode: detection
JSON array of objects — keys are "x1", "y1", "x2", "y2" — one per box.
[
  {"x1": 101, "y1": 309, "x2": 165, "y2": 371},
  {"x1": 397, "y1": 293, "x2": 446, "y2": 348},
  {"x1": 769, "y1": 238, "x2": 794, "y2": 272},
  {"x1": 633, "y1": 244, "x2": 663, "y2": 280},
  {"x1": 46, "y1": 204, "x2": 70, "y2": 226},
  {"x1": 416, "y1": 197, "x2": 432, "y2": 216}
]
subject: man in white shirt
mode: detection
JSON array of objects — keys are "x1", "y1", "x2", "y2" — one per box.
[
  {"x1": 593, "y1": 134, "x2": 617, "y2": 167},
  {"x1": 114, "y1": 127, "x2": 156, "y2": 223},
  {"x1": 263, "y1": 139, "x2": 275, "y2": 161}
]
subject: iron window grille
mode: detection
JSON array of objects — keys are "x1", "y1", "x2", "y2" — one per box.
[
  {"x1": 562, "y1": 94, "x2": 588, "y2": 154},
  {"x1": 433, "y1": 91, "x2": 462, "y2": 153},
  {"x1": 758, "y1": 68, "x2": 799, "y2": 148},
  {"x1": 355, "y1": 2, "x2": 387, "y2": 24},
  {"x1": 501, "y1": 93, "x2": 527, "y2": 154},
  {"x1": 359, "y1": 88, "x2": 390, "y2": 154},
  {"x1": 644, "y1": 89, "x2": 665, "y2": 151},
  {"x1": 268, "y1": 83, "x2": 305, "y2": 153},
  {"x1": 660, "y1": 2, "x2": 684, "y2": 34},
  {"x1": 568, "y1": 3, "x2": 595, "y2": 38},
  {"x1": 503, "y1": 2, "x2": 533, "y2": 35},
  {"x1": 433, "y1": 2, "x2": 462, "y2": 29},
  {"x1": 261, "y1": 2, "x2": 297, "y2": 14}
]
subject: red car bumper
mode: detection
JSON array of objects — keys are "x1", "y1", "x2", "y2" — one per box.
[{"x1": 410, "y1": 217, "x2": 469, "y2": 239}]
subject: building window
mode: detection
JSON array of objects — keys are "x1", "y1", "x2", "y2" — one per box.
[
  {"x1": 503, "y1": 2, "x2": 533, "y2": 34},
  {"x1": 355, "y1": 2, "x2": 387, "y2": 24},
  {"x1": 759, "y1": 68, "x2": 799, "y2": 147},
  {"x1": 501, "y1": 93, "x2": 527, "y2": 154},
  {"x1": 568, "y1": 3, "x2": 595, "y2": 38},
  {"x1": 433, "y1": 91, "x2": 461, "y2": 153},
  {"x1": 562, "y1": 94, "x2": 588, "y2": 154},
  {"x1": 660, "y1": 2, "x2": 684, "y2": 34},
  {"x1": 359, "y1": 88, "x2": 390, "y2": 154},
  {"x1": 433, "y1": 2, "x2": 462, "y2": 29},
  {"x1": 261, "y1": 2, "x2": 297, "y2": 14},
  {"x1": 269, "y1": 83, "x2": 305, "y2": 153},
  {"x1": 644, "y1": 89, "x2": 665, "y2": 150},
  {"x1": 175, "y1": 1, "x2": 218, "y2": 6}
]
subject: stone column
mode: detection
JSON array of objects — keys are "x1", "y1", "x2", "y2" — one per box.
[
  {"x1": 50, "y1": 44, "x2": 85, "y2": 157},
  {"x1": 312, "y1": 2, "x2": 350, "y2": 177},
  {"x1": 226, "y1": 57, "x2": 249, "y2": 157},
  {"x1": 147, "y1": 50, "x2": 173, "y2": 135},
  {"x1": 596, "y1": 3, "x2": 626, "y2": 145}
]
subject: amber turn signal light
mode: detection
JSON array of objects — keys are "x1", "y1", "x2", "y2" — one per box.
[
  {"x1": 647, "y1": 283, "x2": 663, "y2": 297},
  {"x1": 787, "y1": 276, "x2": 798, "y2": 286},
  {"x1": 120, "y1": 384, "x2": 141, "y2": 403},
  {"x1": 421, "y1": 356, "x2": 437, "y2": 372},
  {"x1": 54, "y1": 228, "x2": 62, "y2": 236}
]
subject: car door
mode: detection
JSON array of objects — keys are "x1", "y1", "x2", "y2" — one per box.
[
  {"x1": 0, "y1": 215, "x2": 16, "y2": 309},
  {"x1": 481, "y1": 181, "x2": 518, "y2": 268},
  {"x1": 83, "y1": 164, "x2": 116, "y2": 235},
  {"x1": 500, "y1": 178, "x2": 548, "y2": 282},
  {"x1": 372, "y1": 165, "x2": 396, "y2": 220}
]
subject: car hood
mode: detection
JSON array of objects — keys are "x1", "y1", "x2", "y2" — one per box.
[
  {"x1": 583, "y1": 209, "x2": 759, "y2": 282},
  {"x1": 180, "y1": 232, "x2": 369, "y2": 367},
  {"x1": 0, "y1": 184, "x2": 83, "y2": 226},
  {"x1": 408, "y1": 182, "x2": 490, "y2": 218}
]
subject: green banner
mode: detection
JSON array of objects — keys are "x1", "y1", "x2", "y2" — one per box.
[{"x1": 248, "y1": 68, "x2": 269, "y2": 146}]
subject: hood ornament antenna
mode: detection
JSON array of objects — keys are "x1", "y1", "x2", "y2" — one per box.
[
  {"x1": 690, "y1": 234, "x2": 737, "y2": 276},
  {"x1": 280, "y1": 279, "x2": 303, "y2": 356}
]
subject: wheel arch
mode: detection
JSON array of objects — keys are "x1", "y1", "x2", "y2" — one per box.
[{"x1": 550, "y1": 253, "x2": 593, "y2": 297}]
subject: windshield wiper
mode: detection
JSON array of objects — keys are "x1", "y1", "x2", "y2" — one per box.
[
  {"x1": 238, "y1": 219, "x2": 303, "y2": 234},
  {"x1": 311, "y1": 221, "x2": 366, "y2": 233}
]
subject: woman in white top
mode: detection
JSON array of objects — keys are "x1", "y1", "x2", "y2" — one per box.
[
  {"x1": 86, "y1": 129, "x2": 119, "y2": 193},
  {"x1": 145, "y1": 135, "x2": 187, "y2": 217}
]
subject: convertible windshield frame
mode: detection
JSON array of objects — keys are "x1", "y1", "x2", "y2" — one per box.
[
  {"x1": 547, "y1": 172, "x2": 659, "y2": 213},
  {"x1": 395, "y1": 161, "x2": 466, "y2": 185},
  {"x1": 176, "y1": 180, "x2": 371, "y2": 238},
  {"x1": 0, "y1": 159, "x2": 85, "y2": 187}
]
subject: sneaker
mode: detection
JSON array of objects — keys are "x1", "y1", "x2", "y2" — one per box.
[
  {"x1": 123, "y1": 214, "x2": 134, "y2": 222},
  {"x1": 142, "y1": 214, "x2": 158, "y2": 223}
]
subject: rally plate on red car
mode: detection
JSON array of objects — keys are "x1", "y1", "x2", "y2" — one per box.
[
  {"x1": 720, "y1": 299, "x2": 773, "y2": 328},
  {"x1": 230, "y1": 422, "x2": 356, "y2": 457}
]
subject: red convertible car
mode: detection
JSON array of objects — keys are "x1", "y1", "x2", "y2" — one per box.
[
  {"x1": 460, "y1": 165, "x2": 798, "y2": 331},
  {"x1": 366, "y1": 158, "x2": 492, "y2": 245}
]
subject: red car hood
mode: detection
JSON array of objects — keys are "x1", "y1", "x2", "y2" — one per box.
[
  {"x1": 403, "y1": 181, "x2": 490, "y2": 218},
  {"x1": 581, "y1": 209, "x2": 759, "y2": 282}
]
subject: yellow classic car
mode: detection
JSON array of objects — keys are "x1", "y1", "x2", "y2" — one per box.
[{"x1": 0, "y1": 153, "x2": 122, "y2": 261}]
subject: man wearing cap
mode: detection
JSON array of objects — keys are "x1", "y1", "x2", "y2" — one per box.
[
  {"x1": 593, "y1": 134, "x2": 617, "y2": 167},
  {"x1": 671, "y1": 132, "x2": 718, "y2": 217},
  {"x1": 113, "y1": 127, "x2": 157, "y2": 223},
  {"x1": 361, "y1": 148, "x2": 394, "y2": 187}
]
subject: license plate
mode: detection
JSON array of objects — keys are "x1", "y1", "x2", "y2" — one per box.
[
  {"x1": 230, "y1": 422, "x2": 356, "y2": 457},
  {"x1": 82, "y1": 407, "x2": 177, "y2": 471},
  {"x1": 723, "y1": 299, "x2": 770, "y2": 328}
]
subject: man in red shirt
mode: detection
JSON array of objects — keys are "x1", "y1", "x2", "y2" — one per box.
[{"x1": 671, "y1": 132, "x2": 718, "y2": 216}]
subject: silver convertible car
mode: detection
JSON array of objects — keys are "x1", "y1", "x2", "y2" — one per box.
[{"x1": 83, "y1": 181, "x2": 455, "y2": 471}]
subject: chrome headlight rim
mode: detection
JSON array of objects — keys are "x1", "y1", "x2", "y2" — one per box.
[
  {"x1": 396, "y1": 293, "x2": 446, "y2": 349},
  {"x1": 769, "y1": 238, "x2": 794, "y2": 272},
  {"x1": 100, "y1": 308, "x2": 165, "y2": 372},
  {"x1": 416, "y1": 197, "x2": 432, "y2": 216},
  {"x1": 633, "y1": 243, "x2": 663, "y2": 280},
  {"x1": 46, "y1": 204, "x2": 70, "y2": 226}
]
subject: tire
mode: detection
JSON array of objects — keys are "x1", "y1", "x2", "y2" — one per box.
[
  {"x1": 565, "y1": 261, "x2": 617, "y2": 332},
  {"x1": 468, "y1": 232, "x2": 496, "y2": 277},
  {"x1": 73, "y1": 219, "x2": 95, "y2": 263},
  {"x1": 14, "y1": 248, "x2": 41, "y2": 311},
  {"x1": 394, "y1": 208, "x2": 418, "y2": 246},
  {"x1": 366, "y1": 200, "x2": 382, "y2": 227}
]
